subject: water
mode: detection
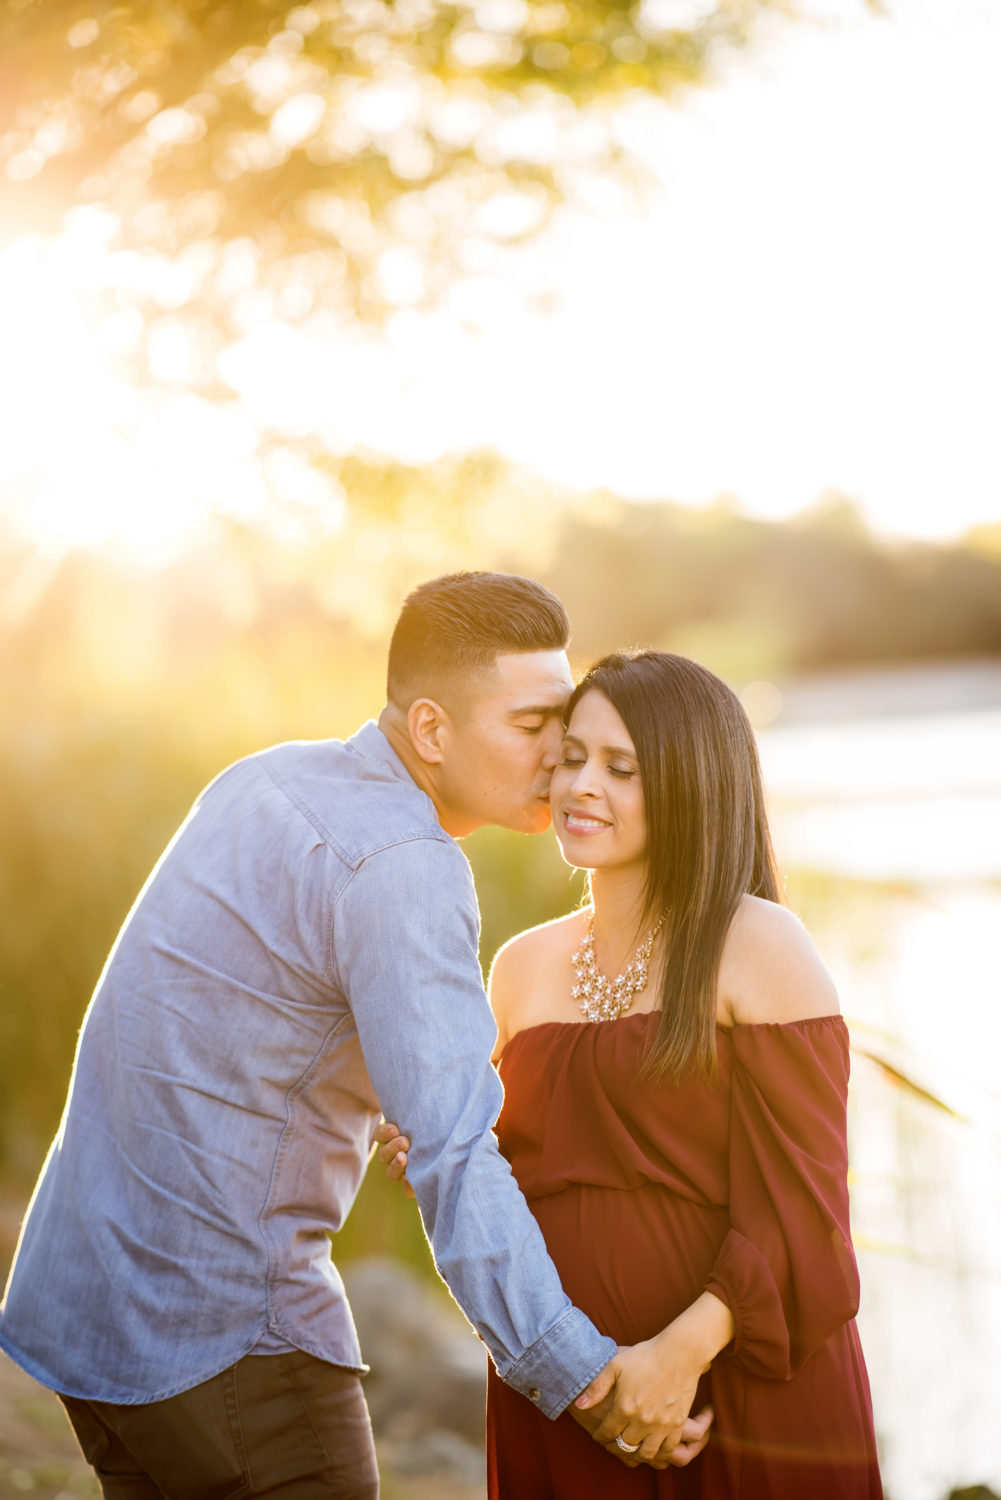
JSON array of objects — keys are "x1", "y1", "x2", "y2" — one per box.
[
  {"x1": 757, "y1": 668, "x2": 1001, "y2": 1500},
  {"x1": 760, "y1": 708, "x2": 1001, "y2": 882}
]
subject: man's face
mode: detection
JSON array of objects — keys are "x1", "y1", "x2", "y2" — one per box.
[{"x1": 436, "y1": 650, "x2": 574, "y2": 837}]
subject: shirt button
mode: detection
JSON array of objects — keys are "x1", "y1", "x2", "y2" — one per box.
[{"x1": 528, "y1": 1387, "x2": 541, "y2": 1402}]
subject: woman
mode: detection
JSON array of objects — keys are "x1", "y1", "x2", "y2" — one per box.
[{"x1": 381, "y1": 650, "x2": 882, "y2": 1497}]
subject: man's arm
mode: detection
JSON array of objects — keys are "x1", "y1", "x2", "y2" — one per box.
[
  {"x1": 330, "y1": 836, "x2": 616, "y2": 1419},
  {"x1": 374, "y1": 1120, "x2": 717, "y2": 1470}
]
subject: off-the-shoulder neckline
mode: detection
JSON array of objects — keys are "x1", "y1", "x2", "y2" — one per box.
[{"x1": 503, "y1": 1011, "x2": 846, "y2": 1049}]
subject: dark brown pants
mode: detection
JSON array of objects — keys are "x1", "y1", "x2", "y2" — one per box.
[{"x1": 59, "y1": 1350, "x2": 380, "y2": 1500}]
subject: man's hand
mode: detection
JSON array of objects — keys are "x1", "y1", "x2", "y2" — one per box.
[
  {"x1": 658, "y1": 1405, "x2": 714, "y2": 1467},
  {"x1": 373, "y1": 1120, "x2": 415, "y2": 1198}
]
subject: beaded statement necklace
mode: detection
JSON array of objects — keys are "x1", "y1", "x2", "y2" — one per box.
[{"x1": 571, "y1": 910, "x2": 666, "y2": 1023}]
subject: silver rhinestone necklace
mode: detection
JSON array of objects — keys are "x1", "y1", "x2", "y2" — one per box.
[{"x1": 570, "y1": 911, "x2": 666, "y2": 1023}]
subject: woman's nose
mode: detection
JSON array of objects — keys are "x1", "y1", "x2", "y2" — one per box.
[{"x1": 569, "y1": 761, "x2": 599, "y2": 797}]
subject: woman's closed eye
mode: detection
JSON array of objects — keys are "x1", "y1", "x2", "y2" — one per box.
[{"x1": 559, "y1": 753, "x2": 636, "y2": 779}]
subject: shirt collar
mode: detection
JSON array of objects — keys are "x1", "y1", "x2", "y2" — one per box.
[{"x1": 348, "y1": 718, "x2": 420, "y2": 787}]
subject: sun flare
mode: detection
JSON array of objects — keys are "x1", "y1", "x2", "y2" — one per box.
[{"x1": 0, "y1": 229, "x2": 270, "y2": 563}]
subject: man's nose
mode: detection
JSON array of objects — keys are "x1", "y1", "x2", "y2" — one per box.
[{"x1": 540, "y1": 721, "x2": 564, "y2": 770}]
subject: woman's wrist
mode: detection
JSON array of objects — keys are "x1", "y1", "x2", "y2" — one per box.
[{"x1": 654, "y1": 1291, "x2": 735, "y2": 1372}]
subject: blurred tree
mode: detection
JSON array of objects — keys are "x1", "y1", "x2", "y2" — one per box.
[
  {"x1": 544, "y1": 491, "x2": 1001, "y2": 674},
  {"x1": 0, "y1": 0, "x2": 839, "y2": 381},
  {"x1": 965, "y1": 521, "x2": 1001, "y2": 561}
]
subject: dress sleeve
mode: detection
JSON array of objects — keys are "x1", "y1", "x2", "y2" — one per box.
[{"x1": 704, "y1": 1017, "x2": 861, "y2": 1380}]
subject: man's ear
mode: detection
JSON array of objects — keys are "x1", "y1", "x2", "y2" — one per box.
[{"x1": 407, "y1": 698, "x2": 450, "y2": 764}]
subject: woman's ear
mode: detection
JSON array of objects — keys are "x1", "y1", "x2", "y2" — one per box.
[{"x1": 407, "y1": 698, "x2": 449, "y2": 764}]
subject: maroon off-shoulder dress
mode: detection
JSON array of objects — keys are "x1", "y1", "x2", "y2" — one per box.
[{"x1": 487, "y1": 1014, "x2": 882, "y2": 1498}]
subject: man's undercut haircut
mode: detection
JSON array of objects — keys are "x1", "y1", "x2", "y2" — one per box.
[{"x1": 387, "y1": 571, "x2": 570, "y2": 707}]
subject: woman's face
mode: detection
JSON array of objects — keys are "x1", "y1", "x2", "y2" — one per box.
[{"x1": 550, "y1": 690, "x2": 648, "y2": 874}]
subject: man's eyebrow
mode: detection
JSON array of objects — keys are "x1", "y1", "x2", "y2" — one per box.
[{"x1": 507, "y1": 703, "x2": 567, "y2": 719}]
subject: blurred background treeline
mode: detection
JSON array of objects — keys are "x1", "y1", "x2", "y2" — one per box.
[{"x1": 2, "y1": 482, "x2": 1000, "y2": 1171}]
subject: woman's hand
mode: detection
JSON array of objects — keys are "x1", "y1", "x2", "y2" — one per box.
[
  {"x1": 574, "y1": 1294, "x2": 733, "y2": 1468},
  {"x1": 373, "y1": 1120, "x2": 415, "y2": 1198},
  {"x1": 570, "y1": 1387, "x2": 714, "y2": 1469},
  {"x1": 577, "y1": 1331, "x2": 704, "y2": 1465}
]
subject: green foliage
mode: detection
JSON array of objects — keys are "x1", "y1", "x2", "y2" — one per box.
[
  {"x1": 1, "y1": 0, "x2": 785, "y2": 233},
  {"x1": 0, "y1": 0, "x2": 795, "y2": 370}
]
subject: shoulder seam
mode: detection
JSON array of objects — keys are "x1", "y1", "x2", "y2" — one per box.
[
  {"x1": 256, "y1": 756, "x2": 347, "y2": 856},
  {"x1": 352, "y1": 828, "x2": 456, "y2": 865}
]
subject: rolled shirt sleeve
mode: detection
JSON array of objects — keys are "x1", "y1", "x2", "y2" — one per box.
[{"x1": 330, "y1": 835, "x2": 616, "y2": 1418}]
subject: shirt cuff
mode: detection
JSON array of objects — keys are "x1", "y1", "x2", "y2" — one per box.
[{"x1": 496, "y1": 1307, "x2": 617, "y2": 1421}]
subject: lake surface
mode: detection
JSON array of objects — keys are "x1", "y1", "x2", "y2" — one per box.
[{"x1": 757, "y1": 664, "x2": 1001, "y2": 1500}]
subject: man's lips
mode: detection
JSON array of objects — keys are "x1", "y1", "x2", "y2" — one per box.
[{"x1": 562, "y1": 808, "x2": 612, "y2": 834}]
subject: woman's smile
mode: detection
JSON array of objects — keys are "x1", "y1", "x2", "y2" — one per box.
[{"x1": 563, "y1": 808, "x2": 613, "y2": 834}]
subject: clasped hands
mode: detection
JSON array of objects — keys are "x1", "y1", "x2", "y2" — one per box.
[
  {"x1": 374, "y1": 1121, "x2": 715, "y2": 1470},
  {"x1": 569, "y1": 1332, "x2": 714, "y2": 1470}
]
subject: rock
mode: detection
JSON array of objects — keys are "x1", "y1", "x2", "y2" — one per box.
[
  {"x1": 390, "y1": 1429, "x2": 487, "y2": 1487},
  {"x1": 342, "y1": 1256, "x2": 488, "y2": 1454}
]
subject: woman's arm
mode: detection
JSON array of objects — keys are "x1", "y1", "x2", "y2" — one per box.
[{"x1": 708, "y1": 899, "x2": 858, "y2": 1379}]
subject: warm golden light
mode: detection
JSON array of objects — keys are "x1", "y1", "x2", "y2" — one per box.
[
  {"x1": 2, "y1": 5, "x2": 1000, "y2": 1496},
  {"x1": 2, "y1": 8, "x2": 1001, "y2": 560},
  {"x1": 0, "y1": 231, "x2": 271, "y2": 561}
]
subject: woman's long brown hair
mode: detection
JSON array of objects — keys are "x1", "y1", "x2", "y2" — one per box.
[{"x1": 566, "y1": 651, "x2": 783, "y2": 1085}]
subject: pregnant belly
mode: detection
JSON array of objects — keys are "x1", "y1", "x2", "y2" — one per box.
[{"x1": 527, "y1": 1180, "x2": 728, "y2": 1347}]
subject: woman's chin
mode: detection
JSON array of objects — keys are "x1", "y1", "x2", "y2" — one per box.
[{"x1": 554, "y1": 835, "x2": 596, "y2": 871}]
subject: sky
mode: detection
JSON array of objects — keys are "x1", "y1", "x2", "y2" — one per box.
[{"x1": 1, "y1": 0, "x2": 999, "y2": 559}]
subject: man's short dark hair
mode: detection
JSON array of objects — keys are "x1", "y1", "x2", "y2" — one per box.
[{"x1": 387, "y1": 572, "x2": 570, "y2": 706}]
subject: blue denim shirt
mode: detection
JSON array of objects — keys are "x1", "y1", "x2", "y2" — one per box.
[{"x1": 0, "y1": 722, "x2": 614, "y2": 1415}]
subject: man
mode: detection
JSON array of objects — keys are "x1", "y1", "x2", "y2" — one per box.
[{"x1": 0, "y1": 572, "x2": 706, "y2": 1496}]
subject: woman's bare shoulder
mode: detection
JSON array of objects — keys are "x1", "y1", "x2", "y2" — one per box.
[
  {"x1": 718, "y1": 894, "x2": 840, "y2": 1027},
  {"x1": 489, "y1": 910, "x2": 587, "y2": 1052},
  {"x1": 490, "y1": 909, "x2": 587, "y2": 987}
]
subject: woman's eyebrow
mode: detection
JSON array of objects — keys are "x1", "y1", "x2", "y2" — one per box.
[{"x1": 561, "y1": 732, "x2": 637, "y2": 759}]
